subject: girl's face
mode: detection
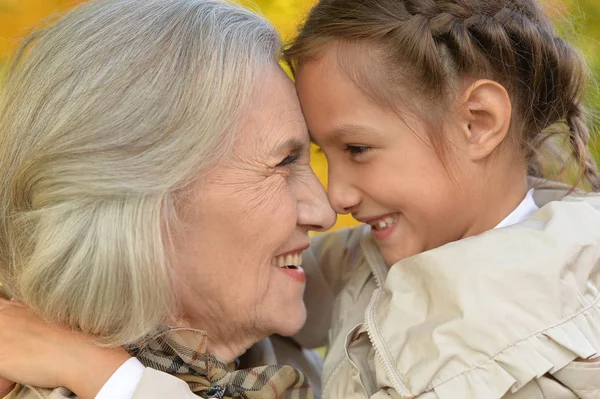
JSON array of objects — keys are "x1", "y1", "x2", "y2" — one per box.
[{"x1": 295, "y1": 49, "x2": 483, "y2": 265}]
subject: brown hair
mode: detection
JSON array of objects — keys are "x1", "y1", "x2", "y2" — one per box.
[{"x1": 285, "y1": 0, "x2": 600, "y2": 190}]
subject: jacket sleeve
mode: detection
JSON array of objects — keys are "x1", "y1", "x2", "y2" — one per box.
[
  {"x1": 131, "y1": 368, "x2": 198, "y2": 399},
  {"x1": 293, "y1": 227, "x2": 364, "y2": 349}
]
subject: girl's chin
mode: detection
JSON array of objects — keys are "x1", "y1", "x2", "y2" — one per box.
[{"x1": 379, "y1": 238, "x2": 424, "y2": 266}]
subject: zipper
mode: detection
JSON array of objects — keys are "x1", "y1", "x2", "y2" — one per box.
[
  {"x1": 364, "y1": 289, "x2": 412, "y2": 397},
  {"x1": 323, "y1": 227, "x2": 411, "y2": 398},
  {"x1": 360, "y1": 230, "x2": 413, "y2": 397}
]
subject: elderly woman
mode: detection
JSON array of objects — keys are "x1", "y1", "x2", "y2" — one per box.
[{"x1": 0, "y1": 0, "x2": 336, "y2": 397}]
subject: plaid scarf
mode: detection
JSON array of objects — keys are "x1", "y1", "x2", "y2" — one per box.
[{"x1": 130, "y1": 328, "x2": 314, "y2": 399}]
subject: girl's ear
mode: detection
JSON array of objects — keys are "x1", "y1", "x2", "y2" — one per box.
[{"x1": 456, "y1": 79, "x2": 512, "y2": 161}]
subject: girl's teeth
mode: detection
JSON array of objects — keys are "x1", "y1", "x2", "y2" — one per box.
[{"x1": 373, "y1": 216, "x2": 398, "y2": 230}]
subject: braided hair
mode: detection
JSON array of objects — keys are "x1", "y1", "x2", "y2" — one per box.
[{"x1": 285, "y1": 0, "x2": 600, "y2": 191}]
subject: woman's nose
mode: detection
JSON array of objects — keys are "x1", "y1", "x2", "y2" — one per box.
[{"x1": 297, "y1": 170, "x2": 336, "y2": 232}]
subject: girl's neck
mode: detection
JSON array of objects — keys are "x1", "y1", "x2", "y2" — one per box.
[{"x1": 463, "y1": 172, "x2": 529, "y2": 239}]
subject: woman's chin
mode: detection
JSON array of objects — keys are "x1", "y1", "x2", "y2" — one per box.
[{"x1": 271, "y1": 302, "x2": 307, "y2": 337}]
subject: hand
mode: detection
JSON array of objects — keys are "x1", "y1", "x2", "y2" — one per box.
[
  {"x1": 0, "y1": 377, "x2": 16, "y2": 397},
  {"x1": 0, "y1": 299, "x2": 132, "y2": 399}
]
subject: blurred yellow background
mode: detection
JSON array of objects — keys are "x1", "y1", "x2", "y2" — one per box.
[{"x1": 1, "y1": 0, "x2": 599, "y2": 231}]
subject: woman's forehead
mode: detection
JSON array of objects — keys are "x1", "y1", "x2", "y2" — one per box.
[{"x1": 235, "y1": 67, "x2": 309, "y2": 154}]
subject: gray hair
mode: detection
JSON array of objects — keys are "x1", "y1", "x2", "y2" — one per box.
[{"x1": 0, "y1": 0, "x2": 280, "y2": 346}]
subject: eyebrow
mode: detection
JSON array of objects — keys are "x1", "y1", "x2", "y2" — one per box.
[
  {"x1": 330, "y1": 124, "x2": 377, "y2": 140},
  {"x1": 273, "y1": 138, "x2": 306, "y2": 155}
]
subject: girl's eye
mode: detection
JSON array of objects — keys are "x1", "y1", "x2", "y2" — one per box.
[
  {"x1": 277, "y1": 153, "x2": 300, "y2": 167},
  {"x1": 345, "y1": 145, "x2": 371, "y2": 156}
]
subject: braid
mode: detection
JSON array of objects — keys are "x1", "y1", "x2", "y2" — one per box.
[
  {"x1": 567, "y1": 102, "x2": 600, "y2": 191},
  {"x1": 410, "y1": 1, "x2": 600, "y2": 190},
  {"x1": 393, "y1": 12, "x2": 447, "y2": 91}
]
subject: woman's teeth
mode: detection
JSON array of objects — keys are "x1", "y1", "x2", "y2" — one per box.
[
  {"x1": 371, "y1": 216, "x2": 398, "y2": 231},
  {"x1": 272, "y1": 252, "x2": 303, "y2": 269}
]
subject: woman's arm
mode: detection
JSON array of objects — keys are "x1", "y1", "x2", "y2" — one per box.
[
  {"x1": 0, "y1": 299, "x2": 132, "y2": 399},
  {"x1": 0, "y1": 298, "x2": 199, "y2": 399},
  {"x1": 0, "y1": 378, "x2": 15, "y2": 397}
]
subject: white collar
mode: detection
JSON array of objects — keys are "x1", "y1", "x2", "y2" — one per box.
[{"x1": 494, "y1": 188, "x2": 538, "y2": 229}]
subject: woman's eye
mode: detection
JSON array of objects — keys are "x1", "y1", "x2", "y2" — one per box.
[
  {"x1": 345, "y1": 145, "x2": 371, "y2": 156},
  {"x1": 277, "y1": 153, "x2": 300, "y2": 167}
]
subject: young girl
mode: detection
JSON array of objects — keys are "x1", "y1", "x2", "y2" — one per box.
[
  {"x1": 1, "y1": 0, "x2": 600, "y2": 398},
  {"x1": 286, "y1": 0, "x2": 600, "y2": 398}
]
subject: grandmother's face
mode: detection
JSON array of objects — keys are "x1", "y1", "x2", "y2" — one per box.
[{"x1": 172, "y1": 66, "x2": 336, "y2": 342}]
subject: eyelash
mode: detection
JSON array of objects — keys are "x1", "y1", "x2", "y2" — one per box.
[
  {"x1": 277, "y1": 153, "x2": 301, "y2": 167},
  {"x1": 345, "y1": 145, "x2": 371, "y2": 156}
]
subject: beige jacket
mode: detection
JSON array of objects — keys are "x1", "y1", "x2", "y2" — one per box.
[{"x1": 294, "y1": 184, "x2": 600, "y2": 399}]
